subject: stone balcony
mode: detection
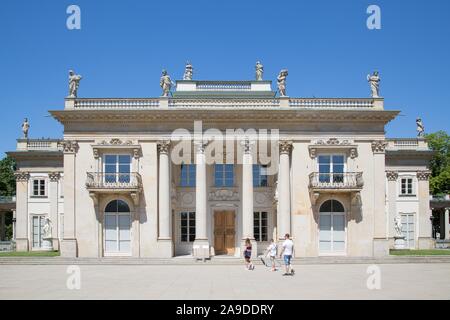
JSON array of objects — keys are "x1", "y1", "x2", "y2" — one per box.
[
  {"x1": 309, "y1": 172, "x2": 363, "y2": 205},
  {"x1": 309, "y1": 172, "x2": 364, "y2": 191},
  {"x1": 86, "y1": 172, "x2": 142, "y2": 205}
]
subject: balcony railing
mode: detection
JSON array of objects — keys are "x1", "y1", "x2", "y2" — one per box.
[
  {"x1": 309, "y1": 172, "x2": 364, "y2": 190},
  {"x1": 86, "y1": 172, "x2": 142, "y2": 190}
]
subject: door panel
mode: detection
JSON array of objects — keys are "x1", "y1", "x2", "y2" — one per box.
[{"x1": 214, "y1": 211, "x2": 235, "y2": 255}]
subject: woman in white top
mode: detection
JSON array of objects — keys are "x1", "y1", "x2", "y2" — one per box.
[{"x1": 265, "y1": 239, "x2": 278, "y2": 271}]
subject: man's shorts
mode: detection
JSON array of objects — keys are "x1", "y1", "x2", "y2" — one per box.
[{"x1": 283, "y1": 255, "x2": 292, "y2": 265}]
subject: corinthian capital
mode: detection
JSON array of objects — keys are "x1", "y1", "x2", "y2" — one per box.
[
  {"x1": 279, "y1": 140, "x2": 293, "y2": 154},
  {"x1": 371, "y1": 140, "x2": 387, "y2": 153},
  {"x1": 157, "y1": 140, "x2": 171, "y2": 154},
  {"x1": 416, "y1": 170, "x2": 431, "y2": 181},
  {"x1": 14, "y1": 171, "x2": 29, "y2": 182},
  {"x1": 59, "y1": 140, "x2": 79, "y2": 154},
  {"x1": 48, "y1": 172, "x2": 61, "y2": 182},
  {"x1": 386, "y1": 171, "x2": 398, "y2": 181}
]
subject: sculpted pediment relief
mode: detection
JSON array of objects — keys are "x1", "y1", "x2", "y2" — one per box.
[
  {"x1": 92, "y1": 139, "x2": 141, "y2": 159},
  {"x1": 309, "y1": 138, "x2": 358, "y2": 159},
  {"x1": 208, "y1": 188, "x2": 239, "y2": 201}
]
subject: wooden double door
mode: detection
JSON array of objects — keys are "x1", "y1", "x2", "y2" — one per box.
[{"x1": 214, "y1": 210, "x2": 236, "y2": 255}]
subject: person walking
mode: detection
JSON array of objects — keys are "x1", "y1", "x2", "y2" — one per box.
[
  {"x1": 265, "y1": 239, "x2": 278, "y2": 271},
  {"x1": 279, "y1": 233, "x2": 295, "y2": 276},
  {"x1": 244, "y1": 238, "x2": 254, "y2": 270}
]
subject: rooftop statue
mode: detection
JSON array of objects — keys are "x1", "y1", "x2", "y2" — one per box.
[
  {"x1": 68, "y1": 70, "x2": 82, "y2": 98},
  {"x1": 22, "y1": 118, "x2": 29, "y2": 139},
  {"x1": 160, "y1": 69, "x2": 173, "y2": 97},
  {"x1": 255, "y1": 61, "x2": 264, "y2": 81},
  {"x1": 416, "y1": 117, "x2": 425, "y2": 137},
  {"x1": 277, "y1": 69, "x2": 288, "y2": 97},
  {"x1": 367, "y1": 71, "x2": 380, "y2": 98},
  {"x1": 183, "y1": 61, "x2": 193, "y2": 80}
]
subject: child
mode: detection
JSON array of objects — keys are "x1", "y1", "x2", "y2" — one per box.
[
  {"x1": 244, "y1": 238, "x2": 254, "y2": 270},
  {"x1": 265, "y1": 239, "x2": 278, "y2": 271}
]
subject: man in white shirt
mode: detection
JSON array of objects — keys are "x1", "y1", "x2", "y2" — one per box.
[{"x1": 279, "y1": 233, "x2": 295, "y2": 276}]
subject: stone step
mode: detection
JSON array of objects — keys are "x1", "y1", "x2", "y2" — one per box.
[{"x1": 1, "y1": 256, "x2": 450, "y2": 265}]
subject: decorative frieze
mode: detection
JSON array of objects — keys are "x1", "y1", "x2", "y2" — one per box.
[
  {"x1": 99, "y1": 139, "x2": 133, "y2": 146},
  {"x1": 371, "y1": 140, "x2": 387, "y2": 153},
  {"x1": 416, "y1": 170, "x2": 432, "y2": 181},
  {"x1": 309, "y1": 138, "x2": 358, "y2": 159},
  {"x1": 48, "y1": 172, "x2": 61, "y2": 182},
  {"x1": 14, "y1": 171, "x2": 29, "y2": 182},
  {"x1": 59, "y1": 140, "x2": 79, "y2": 154},
  {"x1": 279, "y1": 140, "x2": 293, "y2": 154},
  {"x1": 157, "y1": 140, "x2": 171, "y2": 154},
  {"x1": 386, "y1": 171, "x2": 398, "y2": 181},
  {"x1": 208, "y1": 189, "x2": 239, "y2": 201}
]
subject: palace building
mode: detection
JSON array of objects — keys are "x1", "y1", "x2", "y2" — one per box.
[{"x1": 7, "y1": 67, "x2": 435, "y2": 258}]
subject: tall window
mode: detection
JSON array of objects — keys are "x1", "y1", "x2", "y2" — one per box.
[
  {"x1": 32, "y1": 216, "x2": 45, "y2": 248},
  {"x1": 215, "y1": 164, "x2": 234, "y2": 187},
  {"x1": 104, "y1": 200, "x2": 131, "y2": 254},
  {"x1": 32, "y1": 179, "x2": 46, "y2": 197},
  {"x1": 400, "y1": 178, "x2": 414, "y2": 196},
  {"x1": 254, "y1": 211, "x2": 268, "y2": 241},
  {"x1": 318, "y1": 155, "x2": 345, "y2": 183},
  {"x1": 104, "y1": 155, "x2": 131, "y2": 183},
  {"x1": 180, "y1": 164, "x2": 196, "y2": 187},
  {"x1": 253, "y1": 165, "x2": 268, "y2": 187},
  {"x1": 180, "y1": 211, "x2": 195, "y2": 242}
]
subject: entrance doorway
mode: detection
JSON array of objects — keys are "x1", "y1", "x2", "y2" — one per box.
[{"x1": 214, "y1": 210, "x2": 235, "y2": 255}]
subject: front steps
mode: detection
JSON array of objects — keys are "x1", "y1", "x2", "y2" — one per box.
[{"x1": 1, "y1": 255, "x2": 450, "y2": 265}]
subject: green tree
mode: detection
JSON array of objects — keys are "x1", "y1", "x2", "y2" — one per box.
[
  {"x1": 0, "y1": 155, "x2": 16, "y2": 196},
  {"x1": 425, "y1": 131, "x2": 450, "y2": 195}
]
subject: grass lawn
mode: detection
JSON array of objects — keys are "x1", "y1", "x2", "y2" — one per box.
[
  {"x1": 390, "y1": 249, "x2": 450, "y2": 256},
  {"x1": 0, "y1": 251, "x2": 60, "y2": 257}
]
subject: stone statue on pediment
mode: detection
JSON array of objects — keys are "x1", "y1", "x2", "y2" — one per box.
[
  {"x1": 416, "y1": 117, "x2": 425, "y2": 137},
  {"x1": 160, "y1": 69, "x2": 172, "y2": 97},
  {"x1": 183, "y1": 62, "x2": 193, "y2": 80},
  {"x1": 68, "y1": 70, "x2": 82, "y2": 98},
  {"x1": 277, "y1": 69, "x2": 288, "y2": 97},
  {"x1": 367, "y1": 71, "x2": 380, "y2": 98},
  {"x1": 255, "y1": 61, "x2": 264, "y2": 81},
  {"x1": 22, "y1": 118, "x2": 29, "y2": 139}
]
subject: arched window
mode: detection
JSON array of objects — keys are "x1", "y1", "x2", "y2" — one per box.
[
  {"x1": 319, "y1": 200, "x2": 344, "y2": 213},
  {"x1": 319, "y1": 200, "x2": 345, "y2": 254},
  {"x1": 104, "y1": 200, "x2": 131, "y2": 255}
]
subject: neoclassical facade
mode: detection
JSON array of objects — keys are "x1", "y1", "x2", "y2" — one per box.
[{"x1": 8, "y1": 76, "x2": 435, "y2": 258}]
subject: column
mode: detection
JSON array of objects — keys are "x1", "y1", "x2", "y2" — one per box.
[
  {"x1": 445, "y1": 208, "x2": 450, "y2": 240},
  {"x1": 60, "y1": 140, "x2": 78, "y2": 257},
  {"x1": 241, "y1": 139, "x2": 257, "y2": 256},
  {"x1": 386, "y1": 171, "x2": 398, "y2": 238},
  {"x1": 417, "y1": 171, "x2": 433, "y2": 249},
  {"x1": 157, "y1": 140, "x2": 173, "y2": 257},
  {"x1": 193, "y1": 141, "x2": 210, "y2": 259},
  {"x1": 0, "y1": 212, "x2": 5, "y2": 241},
  {"x1": 372, "y1": 141, "x2": 389, "y2": 256},
  {"x1": 48, "y1": 172, "x2": 60, "y2": 250},
  {"x1": 14, "y1": 172, "x2": 29, "y2": 251},
  {"x1": 278, "y1": 140, "x2": 292, "y2": 241}
]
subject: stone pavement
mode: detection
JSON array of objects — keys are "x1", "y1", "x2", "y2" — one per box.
[{"x1": 0, "y1": 263, "x2": 449, "y2": 299}]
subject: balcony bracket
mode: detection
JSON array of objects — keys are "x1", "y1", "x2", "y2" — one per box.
[
  {"x1": 310, "y1": 192, "x2": 320, "y2": 206},
  {"x1": 351, "y1": 191, "x2": 361, "y2": 206}
]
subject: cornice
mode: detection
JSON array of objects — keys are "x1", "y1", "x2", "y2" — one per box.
[{"x1": 49, "y1": 109, "x2": 400, "y2": 124}]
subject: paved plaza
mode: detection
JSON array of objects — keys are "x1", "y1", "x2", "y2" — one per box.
[{"x1": 1, "y1": 263, "x2": 449, "y2": 299}]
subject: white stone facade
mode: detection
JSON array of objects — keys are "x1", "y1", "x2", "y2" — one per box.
[{"x1": 8, "y1": 79, "x2": 434, "y2": 258}]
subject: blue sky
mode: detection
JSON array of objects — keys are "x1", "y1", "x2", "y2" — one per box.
[{"x1": 0, "y1": 0, "x2": 449, "y2": 156}]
